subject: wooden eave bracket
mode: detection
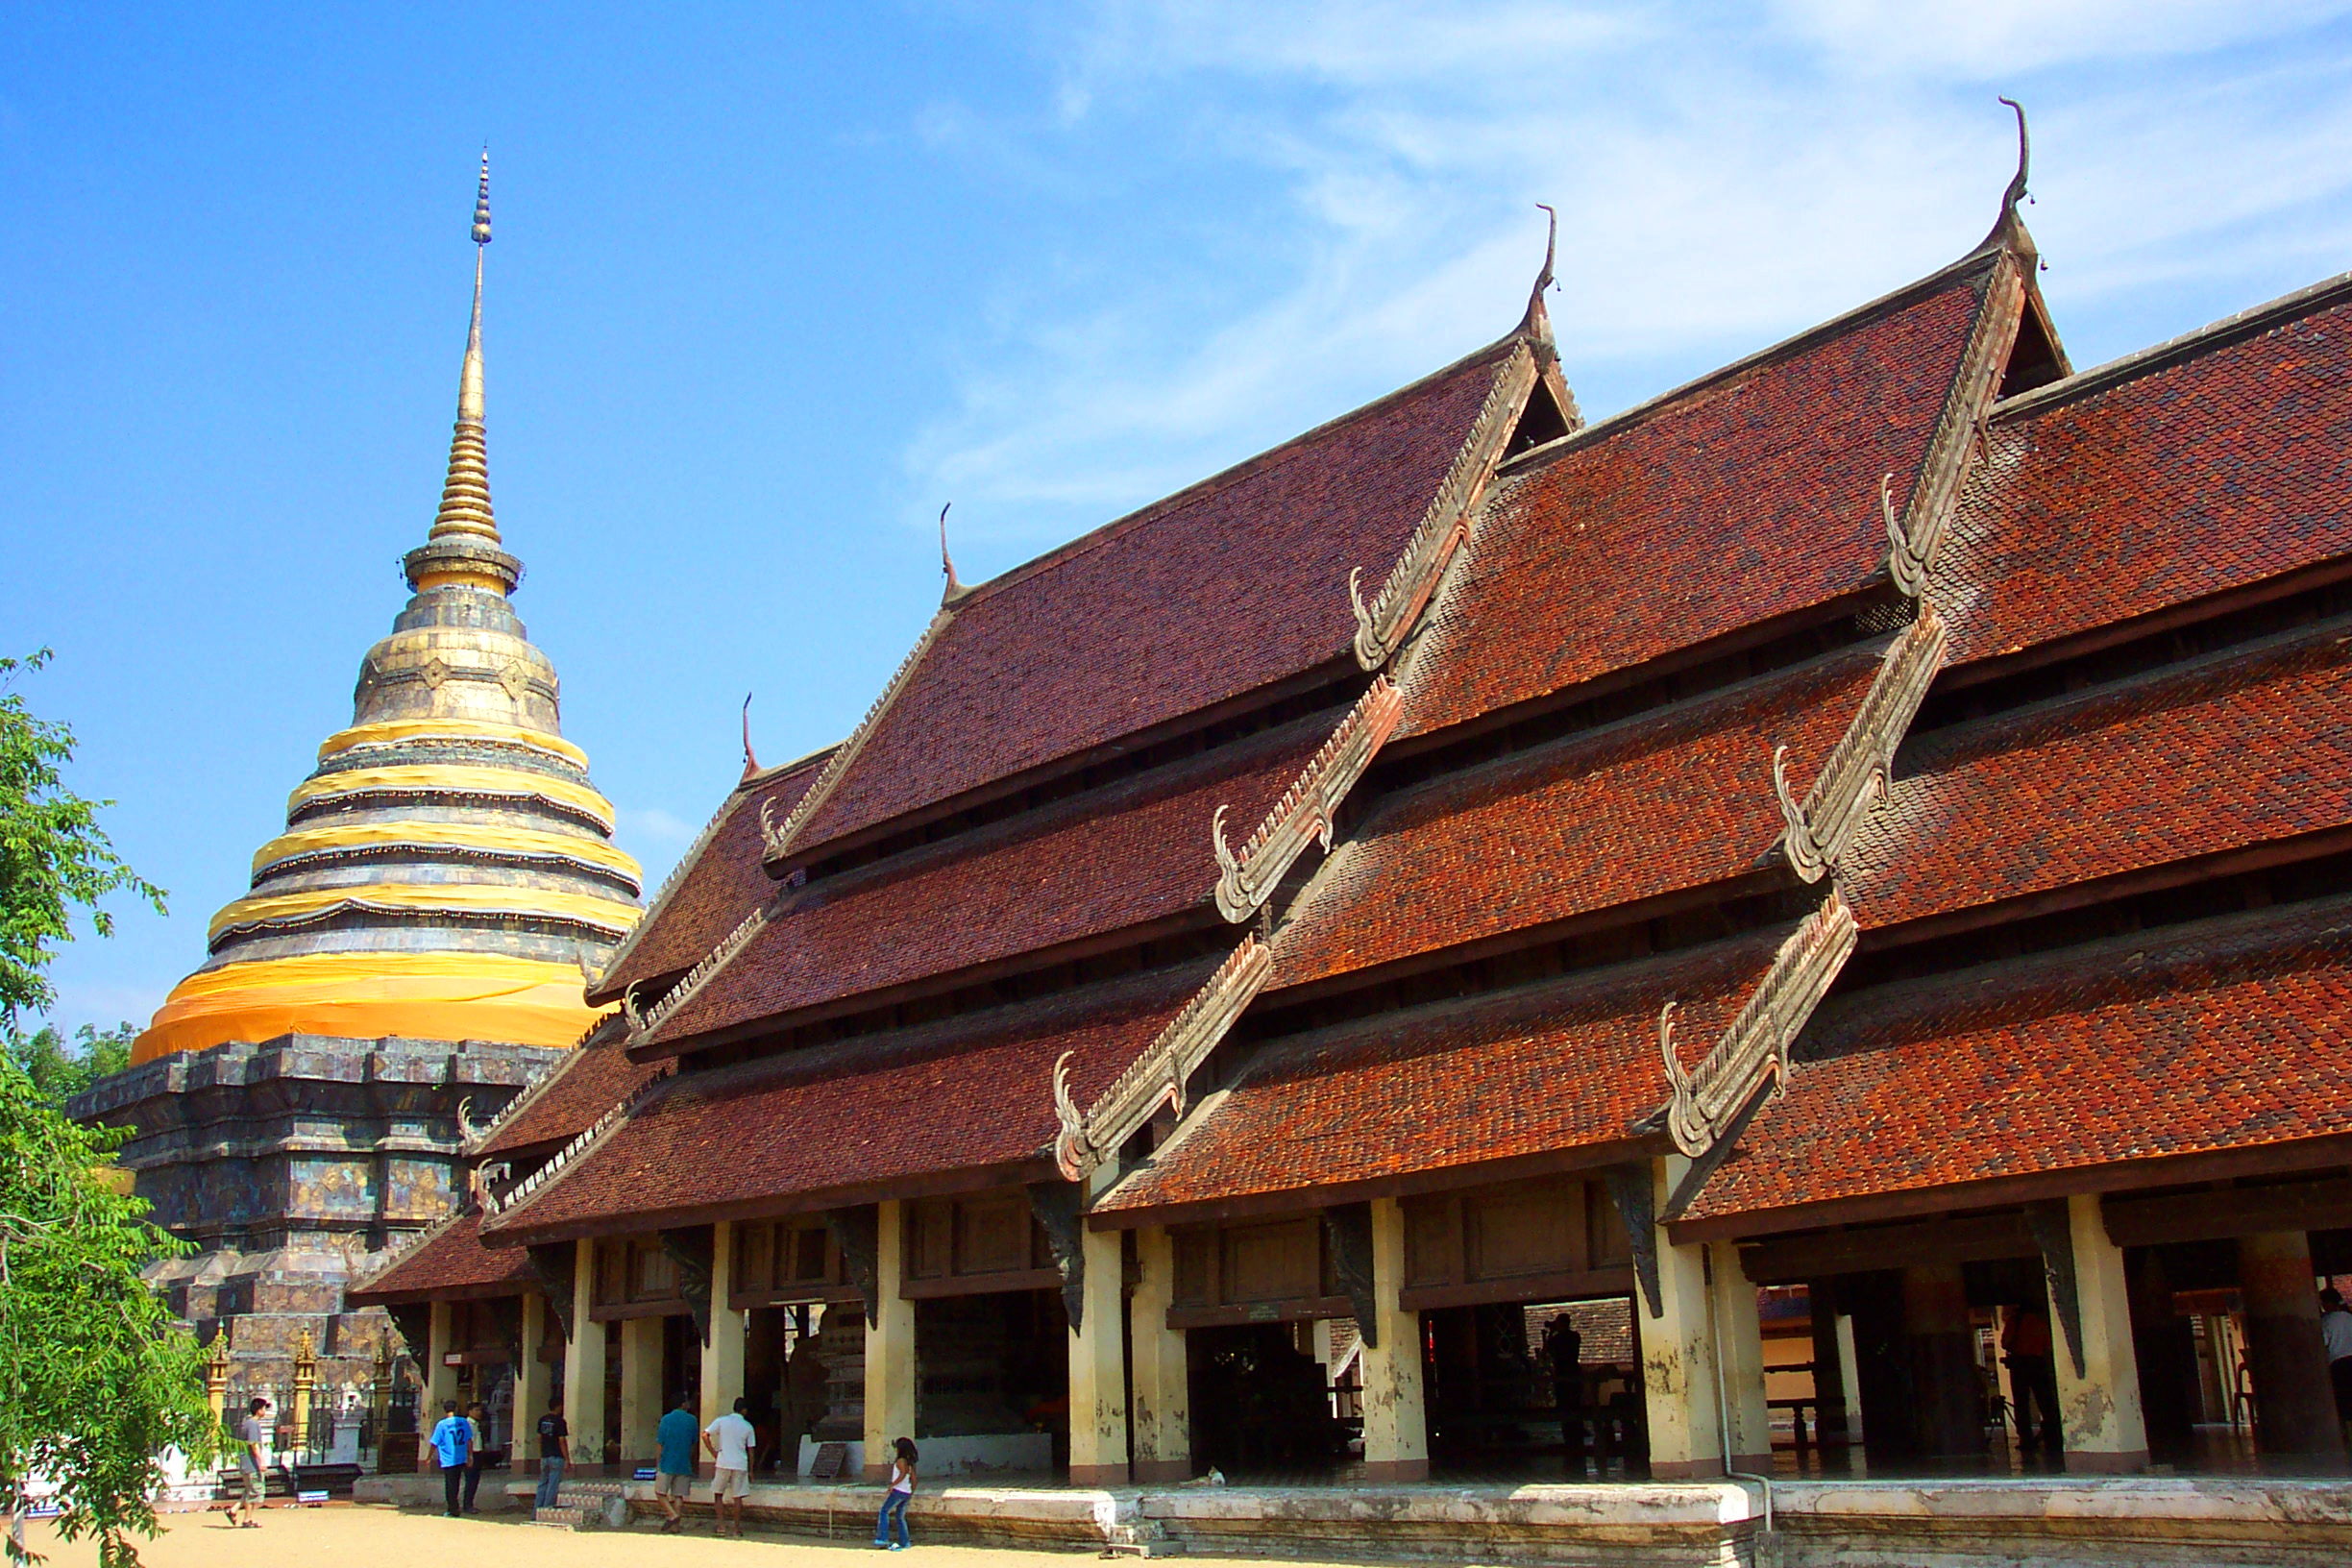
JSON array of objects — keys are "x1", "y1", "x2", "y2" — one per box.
[
  {"x1": 1212, "y1": 676, "x2": 1404, "y2": 921},
  {"x1": 1773, "y1": 598, "x2": 1948, "y2": 882},
  {"x1": 1052, "y1": 936, "x2": 1274, "y2": 1181},
  {"x1": 760, "y1": 610, "x2": 953, "y2": 867},
  {"x1": 1658, "y1": 892, "x2": 1857, "y2": 1160},
  {"x1": 2024, "y1": 1199, "x2": 2089, "y2": 1380},
  {"x1": 657, "y1": 1223, "x2": 717, "y2": 1347},
  {"x1": 1350, "y1": 342, "x2": 1541, "y2": 670}
]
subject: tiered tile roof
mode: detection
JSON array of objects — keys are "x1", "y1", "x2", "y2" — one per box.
[
  {"x1": 484, "y1": 959, "x2": 1226, "y2": 1242},
  {"x1": 476, "y1": 1013, "x2": 665, "y2": 1160},
  {"x1": 1850, "y1": 628, "x2": 2352, "y2": 933},
  {"x1": 1678, "y1": 897, "x2": 2352, "y2": 1233},
  {"x1": 1099, "y1": 928, "x2": 1795, "y2": 1219},
  {"x1": 346, "y1": 1208, "x2": 534, "y2": 1306},
  {"x1": 1940, "y1": 274, "x2": 2352, "y2": 674}
]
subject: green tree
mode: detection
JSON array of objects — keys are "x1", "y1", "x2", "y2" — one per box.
[
  {"x1": 0, "y1": 650, "x2": 207, "y2": 1564},
  {"x1": 3, "y1": 1022, "x2": 138, "y2": 1107},
  {"x1": 0, "y1": 650, "x2": 164, "y2": 1025}
]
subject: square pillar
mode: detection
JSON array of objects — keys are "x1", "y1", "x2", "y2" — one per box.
[
  {"x1": 619, "y1": 1315, "x2": 664, "y2": 1464},
  {"x1": 426, "y1": 1299, "x2": 459, "y2": 1414},
  {"x1": 564, "y1": 1239, "x2": 605, "y2": 1463},
  {"x1": 700, "y1": 1221, "x2": 747, "y2": 1430},
  {"x1": 1360, "y1": 1196, "x2": 1428, "y2": 1482},
  {"x1": 1642, "y1": 1158, "x2": 1723, "y2": 1480},
  {"x1": 1902, "y1": 1262, "x2": 1984, "y2": 1457},
  {"x1": 1130, "y1": 1226, "x2": 1191, "y2": 1483},
  {"x1": 2239, "y1": 1230, "x2": 2345, "y2": 1458},
  {"x1": 2051, "y1": 1193, "x2": 2148, "y2": 1472},
  {"x1": 515, "y1": 1291, "x2": 552, "y2": 1462},
  {"x1": 1067, "y1": 1224, "x2": 1130, "y2": 1484},
  {"x1": 863, "y1": 1200, "x2": 918, "y2": 1481},
  {"x1": 1711, "y1": 1244, "x2": 1772, "y2": 1473}
]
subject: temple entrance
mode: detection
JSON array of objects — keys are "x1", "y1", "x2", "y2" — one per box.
[
  {"x1": 1188, "y1": 1322, "x2": 1353, "y2": 1477},
  {"x1": 1422, "y1": 1297, "x2": 1646, "y2": 1479},
  {"x1": 913, "y1": 1290, "x2": 1067, "y2": 1469}
]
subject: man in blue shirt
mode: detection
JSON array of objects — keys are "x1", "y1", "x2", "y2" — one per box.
[
  {"x1": 653, "y1": 1395, "x2": 699, "y2": 1533},
  {"x1": 428, "y1": 1400, "x2": 473, "y2": 1518}
]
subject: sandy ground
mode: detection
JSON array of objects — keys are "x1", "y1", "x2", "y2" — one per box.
[{"x1": 17, "y1": 1505, "x2": 1311, "y2": 1568}]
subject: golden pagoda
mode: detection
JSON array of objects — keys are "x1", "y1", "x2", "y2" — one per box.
[{"x1": 135, "y1": 156, "x2": 641, "y2": 1064}]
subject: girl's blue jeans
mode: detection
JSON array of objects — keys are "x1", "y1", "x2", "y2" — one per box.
[{"x1": 875, "y1": 1490, "x2": 911, "y2": 1547}]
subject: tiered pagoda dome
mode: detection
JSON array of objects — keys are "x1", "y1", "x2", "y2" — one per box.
[{"x1": 135, "y1": 158, "x2": 640, "y2": 1064}]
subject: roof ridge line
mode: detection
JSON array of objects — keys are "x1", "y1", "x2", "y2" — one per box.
[
  {"x1": 469, "y1": 1010, "x2": 628, "y2": 1156},
  {"x1": 760, "y1": 609, "x2": 955, "y2": 867},
  {"x1": 1498, "y1": 248, "x2": 2006, "y2": 477},
  {"x1": 1992, "y1": 266, "x2": 2352, "y2": 423},
  {"x1": 948, "y1": 332, "x2": 1529, "y2": 614},
  {"x1": 481, "y1": 1066, "x2": 673, "y2": 1235}
]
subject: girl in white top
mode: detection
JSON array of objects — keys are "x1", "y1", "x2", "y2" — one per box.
[{"x1": 874, "y1": 1436, "x2": 918, "y2": 1550}]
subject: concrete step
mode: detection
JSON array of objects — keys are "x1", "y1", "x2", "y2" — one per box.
[{"x1": 528, "y1": 1507, "x2": 585, "y2": 1530}]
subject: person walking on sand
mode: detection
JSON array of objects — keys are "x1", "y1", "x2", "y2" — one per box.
[
  {"x1": 534, "y1": 1396, "x2": 570, "y2": 1513},
  {"x1": 654, "y1": 1394, "x2": 699, "y2": 1533},
  {"x1": 873, "y1": 1436, "x2": 917, "y2": 1551},
  {"x1": 703, "y1": 1396, "x2": 758, "y2": 1538},
  {"x1": 228, "y1": 1397, "x2": 271, "y2": 1528},
  {"x1": 428, "y1": 1399, "x2": 474, "y2": 1518}
]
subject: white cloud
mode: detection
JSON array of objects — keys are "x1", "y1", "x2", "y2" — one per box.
[{"x1": 905, "y1": 2, "x2": 2352, "y2": 555}]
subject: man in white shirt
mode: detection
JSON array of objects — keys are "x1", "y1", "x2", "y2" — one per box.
[
  {"x1": 2321, "y1": 1286, "x2": 2352, "y2": 1442},
  {"x1": 702, "y1": 1397, "x2": 759, "y2": 1539}
]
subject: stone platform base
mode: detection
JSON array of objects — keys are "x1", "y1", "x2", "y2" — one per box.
[{"x1": 353, "y1": 1474, "x2": 2352, "y2": 1566}]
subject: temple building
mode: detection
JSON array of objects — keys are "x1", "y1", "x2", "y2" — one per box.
[
  {"x1": 353, "y1": 128, "x2": 2352, "y2": 1557},
  {"x1": 76, "y1": 159, "x2": 641, "y2": 1438}
]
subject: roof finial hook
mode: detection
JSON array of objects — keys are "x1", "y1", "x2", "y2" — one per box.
[
  {"x1": 740, "y1": 692, "x2": 760, "y2": 779},
  {"x1": 1997, "y1": 97, "x2": 2029, "y2": 216},
  {"x1": 939, "y1": 502, "x2": 965, "y2": 602},
  {"x1": 1533, "y1": 203, "x2": 1557, "y2": 294}
]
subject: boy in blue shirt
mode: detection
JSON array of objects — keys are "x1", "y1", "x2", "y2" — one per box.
[
  {"x1": 428, "y1": 1400, "x2": 473, "y2": 1518},
  {"x1": 653, "y1": 1396, "x2": 699, "y2": 1533}
]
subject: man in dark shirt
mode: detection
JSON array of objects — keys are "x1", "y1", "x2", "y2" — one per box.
[{"x1": 534, "y1": 1397, "x2": 571, "y2": 1512}]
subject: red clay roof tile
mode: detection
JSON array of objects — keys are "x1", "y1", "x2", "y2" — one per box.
[
  {"x1": 647, "y1": 709, "x2": 1343, "y2": 1049},
  {"x1": 478, "y1": 1017, "x2": 664, "y2": 1159},
  {"x1": 594, "y1": 753, "x2": 829, "y2": 1001},
  {"x1": 347, "y1": 1209, "x2": 532, "y2": 1304},
  {"x1": 1943, "y1": 280, "x2": 2352, "y2": 671},
  {"x1": 1681, "y1": 899, "x2": 2352, "y2": 1227},
  {"x1": 1272, "y1": 649, "x2": 1882, "y2": 993},
  {"x1": 1850, "y1": 630, "x2": 2352, "y2": 932},
  {"x1": 1402, "y1": 259, "x2": 2000, "y2": 738},
  {"x1": 1098, "y1": 929, "x2": 1793, "y2": 1217},
  {"x1": 786, "y1": 342, "x2": 1522, "y2": 857},
  {"x1": 484, "y1": 961, "x2": 1224, "y2": 1240}
]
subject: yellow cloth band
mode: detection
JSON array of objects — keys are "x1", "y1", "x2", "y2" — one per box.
[
  {"x1": 208, "y1": 881, "x2": 641, "y2": 943},
  {"x1": 317, "y1": 718, "x2": 591, "y2": 769},
  {"x1": 287, "y1": 765, "x2": 617, "y2": 831},
  {"x1": 134, "y1": 950, "x2": 613, "y2": 1065},
  {"x1": 251, "y1": 821, "x2": 643, "y2": 884}
]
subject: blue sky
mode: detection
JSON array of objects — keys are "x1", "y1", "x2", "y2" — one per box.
[{"x1": 8, "y1": 2, "x2": 2352, "y2": 1036}]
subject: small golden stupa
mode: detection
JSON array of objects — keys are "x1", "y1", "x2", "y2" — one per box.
[{"x1": 135, "y1": 157, "x2": 640, "y2": 1064}]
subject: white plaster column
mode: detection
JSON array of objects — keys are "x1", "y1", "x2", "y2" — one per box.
[
  {"x1": 1642, "y1": 1158, "x2": 1725, "y2": 1480},
  {"x1": 1710, "y1": 1242, "x2": 1772, "y2": 1474},
  {"x1": 1130, "y1": 1225, "x2": 1191, "y2": 1483},
  {"x1": 1360, "y1": 1196, "x2": 1429, "y2": 1482},
  {"x1": 426, "y1": 1298, "x2": 459, "y2": 1415},
  {"x1": 2050, "y1": 1193, "x2": 2149, "y2": 1472},
  {"x1": 700, "y1": 1220, "x2": 747, "y2": 1429},
  {"x1": 619, "y1": 1315, "x2": 664, "y2": 1464},
  {"x1": 515, "y1": 1290, "x2": 551, "y2": 1457},
  {"x1": 863, "y1": 1200, "x2": 918, "y2": 1481},
  {"x1": 1066, "y1": 1224, "x2": 1131, "y2": 1485},
  {"x1": 564, "y1": 1238, "x2": 605, "y2": 1463}
]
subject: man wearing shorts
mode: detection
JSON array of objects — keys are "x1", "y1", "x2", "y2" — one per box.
[
  {"x1": 702, "y1": 1397, "x2": 758, "y2": 1539},
  {"x1": 653, "y1": 1395, "x2": 699, "y2": 1533},
  {"x1": 229, "y1": 1397, "x2": 271, "y2": 1527}
]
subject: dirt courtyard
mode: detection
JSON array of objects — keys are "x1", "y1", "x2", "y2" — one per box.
[{"x1": 18, "y1": 1504, "x2": 1320, "y2": 1568}]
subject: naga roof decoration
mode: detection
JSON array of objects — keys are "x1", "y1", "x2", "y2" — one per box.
[
  {"x1": 623, "y1": 896, "x2": 777, "y2": 1042},
  {"x1": 1773, "y1": 598, "x2": 1948, "y2": 882},
  {"x1": 1052, "y1": 935, "x2": 1274, "y2": 1180},
  {"x1": 1350, "y1": 341, "x2": 1547, "y2": 670},
  {"x1": 464, "y1": 1010, "x2": 628, "y2": 1156},
  {"x1": 1657, "y1": 891, "x2": 1856, "y2": 1158},
  {"x1": 483, "y1": 1063, "x2": 672, "y2": 1220},
  {"x1": 759, "y1": 610, "x2": 952, "y2": 865},
  {"x1": 1212, "y1": 677, "x2": 1403, "y2": 922}
]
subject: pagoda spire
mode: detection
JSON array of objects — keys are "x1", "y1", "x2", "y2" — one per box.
[{"x1": 405, "y1": 152, "x2": 524, "y2": 595}]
